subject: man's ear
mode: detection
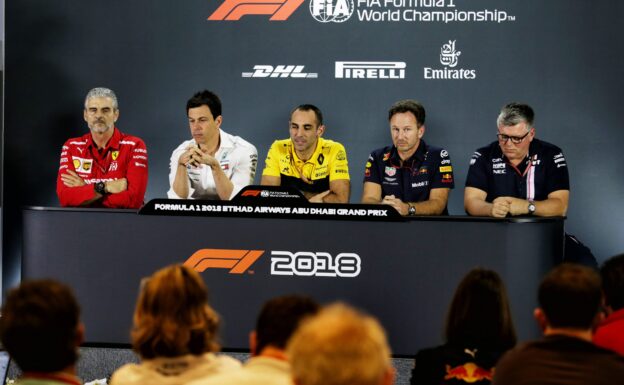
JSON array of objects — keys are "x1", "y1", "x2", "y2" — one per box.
[
  {"x1": 534, "y1": 308, "x2": 548, "y2": 332},
  {"x1": 418, "y1": 124, "x2": 425, "y2": 139},
  {"x1": 316, "y1": 124, "x2": 325, "y2": 137},
  {"x1": 382, "y1": 366, "x2": 395, "y2": 385},
  {"x1": 249, "y1": 330, "x2": 258, "y2": 356},
  {"x1": 76, "y1": 322, "x2": 85, "y2": 347}
]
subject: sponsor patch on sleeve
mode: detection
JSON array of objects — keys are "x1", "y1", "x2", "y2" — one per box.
[{"x1": 439, "y1": 166, "x2": 453, "y2": 173}]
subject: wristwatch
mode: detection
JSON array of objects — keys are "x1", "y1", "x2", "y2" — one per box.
[
  {"x1": 94, "y1": 181, "x2": 107, "y2": 195},
  {"x1": 408, "y1": 204, "x2": 416, "y2": 216},
  {"x1": 527, "y1": 201, "x2": 536, "y2": 215}
]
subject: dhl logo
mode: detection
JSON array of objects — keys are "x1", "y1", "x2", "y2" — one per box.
[
  {"x1": 184, "y1": 249, "x2": 264, "y2": 274},
  {"x1": 208, "y1": 0, "x2": 304, "y2": 21}
]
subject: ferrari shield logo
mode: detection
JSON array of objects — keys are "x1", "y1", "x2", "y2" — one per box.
[{"x1": 111, "y1": 151, "x2": 119, "y2": 161}]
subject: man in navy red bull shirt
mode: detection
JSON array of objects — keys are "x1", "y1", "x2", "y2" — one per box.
[{"x1": 362, "y1": 99, "x2": 454, "y2": 216}]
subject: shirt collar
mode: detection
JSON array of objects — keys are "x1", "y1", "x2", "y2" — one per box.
[
  {"x1": 218, "y1": 129, "x2": 234, "y2": 151},
  {"x1": 291, "y1": 137, "x2": 324, "y2": 164},
  {"x1": 22, "y1": 372, "x2": 82, "y2": 385},
  {"x1": 601, "y1": 308, "x2": 624, "y2": 327},
  {"x1": 389, "y1": 139, "x2": 426, "y2": 167},
  {"x1": 87, "y1": 127, "x2": 121, "y2": 151}
]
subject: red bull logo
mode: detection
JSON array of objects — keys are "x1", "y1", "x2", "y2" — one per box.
[{"x1": 444, "y1": 363, "x2": 494, "y2": 383}]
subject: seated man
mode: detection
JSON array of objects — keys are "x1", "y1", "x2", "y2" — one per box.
[
  {"x1": 594, "y1": 253, "x2": 624, "y2": 355},
  {"x1": 191, "y1": 295, "x2": 320, "y2": 385},
  {"x1": 492, "y1": 264, "x2": 624, "y2": 384},
  {"x1": 464, "y1": 102, "x2": 568, "y2": 217},
  {"x1": 57, "y1": 87, "x2": 148, "y2": 208},
  {"x1": 287, "y1": 303, "x2": 395, "y2": 385},
  {"x1": 168, "y1": 90, "x2": 258, "y2": 200},
  {"x1": 362, "y1": 100, "x2": 454, "y2": 215},
  {"x1": 261, "y1": 104, "x2": 350, "y2": 203},
  {"x1": 0, "y1": 279, "x2": 84, "y2": 385}
]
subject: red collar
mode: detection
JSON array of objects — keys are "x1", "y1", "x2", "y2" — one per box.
[
  {"x1": 22, "y1": 372, "x2": 82, "y2": 385},
  {"x1": 86, "y1": 127, "x2": 121, "y2": 152},
  {"x1": 601, "y1": 308, "x2": 624, "y2": 326}
]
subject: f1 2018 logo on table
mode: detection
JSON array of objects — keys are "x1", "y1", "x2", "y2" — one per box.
[
  {"x1": 270, "y1": 251, "x2": 361, "y2": 277},
  {"x1": 184, "y1": 248, "x2": 361, "y2": 277}
]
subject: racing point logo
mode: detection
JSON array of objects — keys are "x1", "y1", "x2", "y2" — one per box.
[
  {"x1": 208, "y1": 0, "x2": 305, "y2": 20},
  {"x1": 184, "y1": 249, "x2": 265, "y2": 274}
]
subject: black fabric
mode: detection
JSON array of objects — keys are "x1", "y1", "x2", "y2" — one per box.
[
  {"x1": 411, "y1": 344, "x2": 506, "y2": 385},
  {"x1": 492, "y1": 335, "x2": 624, "y2": 385}
]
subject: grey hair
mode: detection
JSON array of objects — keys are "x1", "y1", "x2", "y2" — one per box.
[
  {"x1": 84, "y1": 87, "x2": 118, "y2": 109},
  {"x1": 496, "y1": 102, "x2": 534, "y2": 131}
]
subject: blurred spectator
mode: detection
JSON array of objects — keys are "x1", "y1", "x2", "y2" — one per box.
[
  {"x1": 411, "y1": 268, "x2": 516, "y2": 385},
  {"x1": 493, "y1": 263, "x2": 624, "y2": 384},
  {"x1": 287, "y1": 303, "x2": 394, "y2": 385},
  {"x1": 594, "y1": 253, "x2": 624, "y2": 355},
  {"x1": 110, "y1": 265, "x2": 240, "y2": 385},
  {"x1": 192, "y1": 295, "x2": 319, "y2": 385},
  {"x1": 0, "y1": 279, "x2": 83, "y2": 385}
]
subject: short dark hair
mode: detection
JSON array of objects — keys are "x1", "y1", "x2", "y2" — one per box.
[
  {"x1": 0, "y1": 279, "x2": 80, "y2": 372},
  {"x1": 538, "y1": 263, "x2": 602, "y2": 329},
  {"x1": 600, "y1": 253, "x2": 624, "y2": 311},
  {"x1": 388, "y1": 100, "x2": 425, "y2": 126},
  {"x1": 445, "y1": 268, "x2": 517, "y2": 350},
  {"x1": 255, "y1": 295, "x2": 320, "y2": 354},
  {"x1": 186, "y1": 90, "x2": 222, "y2": 118},
  {"x1": 497, "y1": 102, "x2": 534, "y2": 128},
  {"x1": 291, "y1": 104, "x2": 323, "y2": 126}
]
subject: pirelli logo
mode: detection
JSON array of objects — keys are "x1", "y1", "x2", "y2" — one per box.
[
  {"x1": 184, "y1": 249, "x2": 264, "y2": 274},
  {"x1": 208, "y1": 0, "x2": 304, "y2": 21}
]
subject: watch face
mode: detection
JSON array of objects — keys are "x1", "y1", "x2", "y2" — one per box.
[{"x1": 529, "y1": 204, "x2": 536, "y2": 213}]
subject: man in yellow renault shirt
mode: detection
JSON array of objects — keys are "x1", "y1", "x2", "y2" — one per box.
[{"x1": 261, "y1": 104, "x2": 350, "y2": 203}]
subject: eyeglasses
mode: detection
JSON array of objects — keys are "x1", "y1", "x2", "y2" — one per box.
[{"x1": 497, "y1": 131, "x2": 530, "y2": 144}]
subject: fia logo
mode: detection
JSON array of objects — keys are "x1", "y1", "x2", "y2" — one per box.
[
  {"x1": 440, "y1": 40, "x2": 461, "y2": 68},
  {"x1": 310, "y1": 0, "x2": 354, "y2": 23}
]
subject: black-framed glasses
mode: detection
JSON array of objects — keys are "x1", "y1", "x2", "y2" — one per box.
[{"x1": 497, "y1": 132, "x2": 530, "y2": 144}]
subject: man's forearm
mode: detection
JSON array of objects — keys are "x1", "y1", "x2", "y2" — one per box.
[
  {"x1": 412, "y1": 198, "x2": 446, "y2": 215},
  {"x1": 211, "y1": 165, "x2": 234, "y2": 200},
  {"x1": 323, "y1": 191, "x2": 348, "y2": 203},
  {"x1": 172, "y1": 165, "x2": 190, "y2": 198},
  {"x1": 465, "y1": 199, "x2": 494, "y2": 217},
  {"x1": 534, "y1": 198, "x2": 567, "y2": 217}
]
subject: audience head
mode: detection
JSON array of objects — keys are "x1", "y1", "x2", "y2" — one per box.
[
  {"x1": 600, "y1": 253, "x2": 624, "y2": 313},
  {"x1": 537, "y1": 263, "x2": 602, "y2": 330},
  {"x1": 132, "y1": 264, "x2": 220, "y2": 359},
  {"x1": 252, "y1": 295, "x2": 320, "y2": 355},
  {"x1": 445, "y1": 268, "x2": 517, "y2": 351},
  {"x1": 287, "y1": 303, "x2": 394, "y2": 385},
  {"x1": 0, "y1": 279, "x2": 82, "y2": 373}
]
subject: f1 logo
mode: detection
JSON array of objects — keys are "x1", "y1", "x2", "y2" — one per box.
[
  {"x1": 185, "y1": 249, "x2": 265, "y2": 273},
  {"x1": 208, "y1": 0, "x2": 304, "y2": 20}
]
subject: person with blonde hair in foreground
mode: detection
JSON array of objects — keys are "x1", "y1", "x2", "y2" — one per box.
[
  {"x1": 110, "y1": 265, "x2": 240, "y2": 385},
  {"x1": 287, "y1": 303, "x2": 395, "y2": 385}
]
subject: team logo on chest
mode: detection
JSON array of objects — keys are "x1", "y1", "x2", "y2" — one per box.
[
  {"x1": 72, "y1": 156, "x2": 93, "y2": 174},
  {"x1": 385, "y1": 166, "x2": 396, "y2": 177},
  {"x1": 111, "y1": 150, "x2": 119, "y2": 161}
]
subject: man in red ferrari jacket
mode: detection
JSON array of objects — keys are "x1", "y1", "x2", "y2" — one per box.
[{"x1": 56, "y1": 87, "x2": 148, "y2": 208}]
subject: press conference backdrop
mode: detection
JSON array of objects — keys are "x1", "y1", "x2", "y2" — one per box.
[{"x1": 3, "y1": 0, "x2": 624, "y2": 288}]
